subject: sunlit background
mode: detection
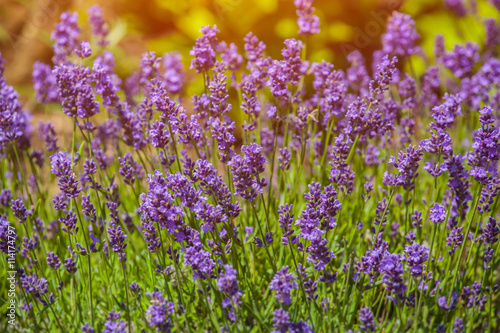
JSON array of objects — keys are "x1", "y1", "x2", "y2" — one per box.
[{"x1": 0, "y1": 0, "x2": 495, "y2": 93}]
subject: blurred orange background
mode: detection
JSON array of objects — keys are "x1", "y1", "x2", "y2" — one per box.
[{"x1": 0, "y1": 0, "x2": 495, "y2": 91}]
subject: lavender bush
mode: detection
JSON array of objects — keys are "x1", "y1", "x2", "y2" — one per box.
[{"x1": 1, "y1": 1, "x2": 500, "y2": 332}]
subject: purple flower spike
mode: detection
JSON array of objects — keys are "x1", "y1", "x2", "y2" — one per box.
[
  {"x1": 190, "y1": 25, "x2": 219, "y2": 74},
  {"x1": 184, "y1": 242, "x2": 216, "y2": 280},
  {"x1": 438, "y1": 292, "x2": 458, "y2": 311},
  {"x1": 59, "y1": 210, "x2": 78, "y2": 235},
  {"x1": 0, "y1": 189, "x2": 12, "y2": 207},
  {"x1": 217, "y1": 264, "x2": 242, "y2": 311},
  {"x1": 20, "y1": 273, "x2": 48, "y2": 303},
  {"x1": 403, "y1": 242, "x2": 429, "y2": 277},
  {"x1": 429, "y1": 203, "x2": 447, "y2": 224},
  {"x1": 50, "y1": 151, "x2": 81, "y2": 198},
  {"x1": 0, "y1": 217, "x2": 17, "y2": 254},
  {"x1": 46, "y1": 252, "x2": 61, "y2": 270},
  {"x1": 11, "y1": 199, "x2": 28, "y2": 223},
  {"x1": 162, "y1": 52, "x2": 184, "y2": 94},
  {"x1": 278, "y1": 147, "x2": 292, "y2": 171},
  {"x1": 218, "y1": 42, "x2": 243, "y2": 72},
  {"x1": 380, "y1": 253, "x2": 407, "y2": 302},
  {"x1": 82, "y1": 323, "x2": 95, "y2": 333},
  {"x1": 118, "y1": 152, "x2": 144, "y2": 185},
  {"x1": 461, "y1": 282, "x2": 487, "y2": 310},
  {"x1": 445, "y1": 0, "x2": 467, "y2": 17},
  {"x1": 279, "y1": 204, "x2": 295, "y2": 245},
  {"x1": 269, "y1": 266, "x2": 297, "y2": 305},
  {"x1": 103, "y1": 310, "x2": 126, "y2": 333},
  {"x1": 51, "y1": 11, "x2": 80, "y2": 64},
  {"x1": 146, "y1": 291, "x2": 174, "y2": 332},
  {"x1": 75, "y1": 41, "x2": 92, "y2": 58},
  {"x1": 282, "y1": 39, "x2": 307, "y2": 85},
  {"x1": 241, "y1": 80, "x2": 261, "y2": 129},
  {"x1": 53, "y1": 64, "x2": 100, "y2": 119},
  {"x1": 244, "y1": 32, "x2": 266, "y2": 64},
  {"x1": 228, "y1": 143, "x2": 267, "y2": 202},
  {"x1": 481, "y1": 217, "x2": 499, "y2": 245},
  {"x1": 295, "y1": 0, "x2": 320, "y2": 35},
  {"x1": 359, "y1": 306, "x2": 376, "y2": 332},
  {"x1": 447, "y1": 227, "x2": 464, "y2": 255},
  {"x1": 443, "y1": 42, "x2": 479, "y2": 78},
  {"x1": 108, "y1": 218, "x2": 128, "y2": 264},
  {"x1": 453, "y1": 317, "x2": 464, "y2": 333},
  {"x1": 208, "y1": 62, "x2": 232, "y2": 116},
  {"x1": 38, "y1": 122, "x2": 59, "y2": 152},
  {"x1": 272, "y1": 308, "x2": 312, "y2": 332},
  {"x1": 32, "y1": 62, "x2": 58, "y2": 103},
  {"x1": 88, "y1": 5, "x2": 109, "y2": 46},
  {"x1": 370, "y1": 55, "x2": 398, "y2": 104},
  {"x1": 382, "y1": 11, "x2": 420, "y2": 57},
  {"x1": 485, "y1": 18, "x2": 500, "y2": 53},
  {"x1": 469, "y1": 106, "x2": 500, "y2": 170},
  {"x1": 267, "y1": 60, "x2": 290, "y2": 100},
  {"x1": 383, "y1": 144, "x2": 423, "y2": 192}
]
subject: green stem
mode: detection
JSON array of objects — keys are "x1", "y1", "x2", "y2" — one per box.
[
  {"x1": 452, "y1": 184, "x2": 482, "y2": 286},
  {"x1": 414, "y1": 223, "x2": 437, "y2": 332},
  {"x1": 345, "y1": 134, "x2": 360, "y2": 165},
  {"x1": 12, "y1": 145, "x2": 33, "y2": 205},
  {"x1": 250, "y1": 201, "x2": 276, "y2": 273},
  {"x1": 73, "y1": 199, "x2": 94, "y2": 327},
  {"x1": 122, "y1": 264, "x2": 132, "y2": 333},
  {"x1": 168, "y1": 123, "x2": 184, "y2": 174}
]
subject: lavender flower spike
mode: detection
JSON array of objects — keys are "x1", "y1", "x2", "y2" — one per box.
[{"x1": 269, "y1": 266, "x2": 297, "y2": 305}]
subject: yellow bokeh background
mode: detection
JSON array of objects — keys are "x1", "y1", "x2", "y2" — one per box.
[{"x1": 0, "y1": 0, "x2": 497, "y2": 89}]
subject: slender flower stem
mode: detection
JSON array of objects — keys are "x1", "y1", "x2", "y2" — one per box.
[
  {"x1": 453, "y1": 184, "x2": 483, "y2": 285},
  {"x1": 122, "y1": 264, "x2": 132, "y2": 333},
  {"x1": 47, "y1": 301, "x2": 66, "y2": 331},
  {"x1": 250, "y1": 200, "x2": 276, "y2": 273},
  {"x1": 319, "y1": 118, "x2": 335, "y2": 178},
  {"x1": 171, "y1": 252, "x2": 193, "y2": 332},
  {"x1": 414, "y1": 223, "x2": 437, "y2": 331},
  {"x1": 12, "y1": 145, "x2": 33, "y2": 205},
  {"x1": 345, "y1": 102, "x2": 373, "y2": 166},
  {"x1": 73, "y1": 198, "x2": 94, "y2": 327},
  {"x1": 372, "y1": 189, "x2": 395, "y2": 250},
  {"x1": 266, "y1": 121, "x2": 279, "y2": 210},
  {"x1": 71, "y1": 119, "x2": 77, "y2": 165},
  {"x1": 289, "y1": 243, "x2": 318, "y2": 325},
  {"x1": 345, "y1": 134, "x2": 360, "y2": 165},
  {"x1": 259, "y1": 193, "x2": 272, "y2": 233},
  {"x1": 168, "y1": 123, "x2": 184, "y2": 174}
]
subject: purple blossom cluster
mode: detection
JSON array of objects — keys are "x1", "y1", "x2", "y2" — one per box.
[
  {"x1": 228, "y1": 143, "x2": 267, "y2": 201},
  {"x1": 1, "y1": 4, "x2": 500, "y2": 332},
  {"x1": 294, "y1": 0, "x2": 320, "y2": 36},
  {"x1": 50, "y1": 151, "x2": 81, "y2": 198},
  {"x1": 269, "y1": 266, "x2": 298, "y2": 305},
  {"x1": 382, "y1": 12, "x2": 420, "y2": 57}
]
